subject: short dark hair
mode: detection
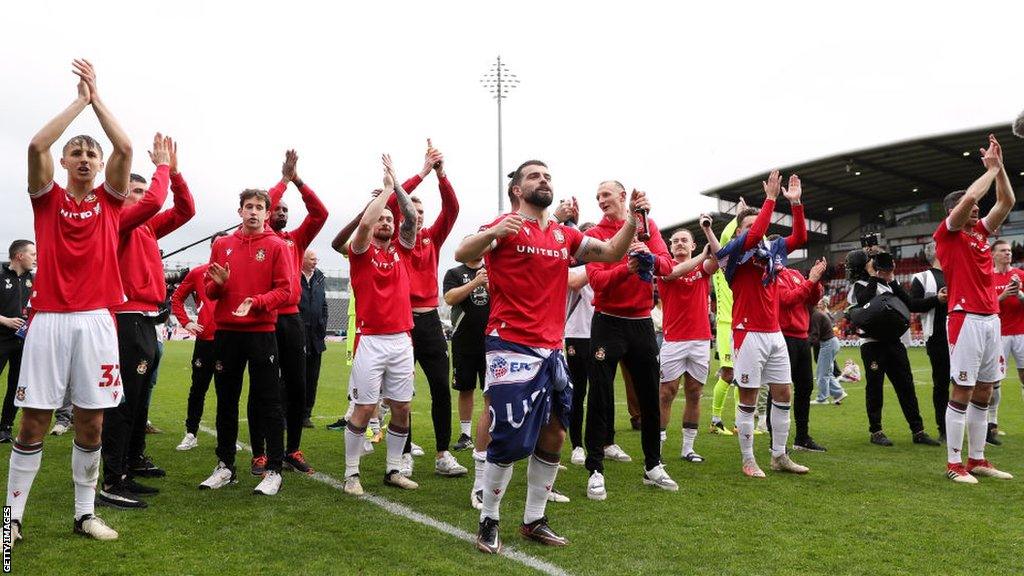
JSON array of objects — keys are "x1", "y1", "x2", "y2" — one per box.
[
  {"x1": 510, "y1": 160, "x2": 548, "y2": 188},
  {"x1": 211, "y1": 231, "x2": 229, "y2": 245},
  {"x1": 943, "y1": 190, "x2": 967, "y2": 213},
  {"x1": 239, "y1": 189, "x2": 271, "y2": 209},
  {"x1": 993, "y1": 239, "x2": 1011, "y2": 250},
  {"x1": 736, "y1": 207, "x2": 759, "y2": 225},
  {"x1": 8, "y1": 240, "x2": 33, "y2": 260},
  {"x1": 130, "y1": 173, "x2": 147, "y2": 185},
  {"x1": 62, "y1": 135, "x2": 103, "y2": 158}
]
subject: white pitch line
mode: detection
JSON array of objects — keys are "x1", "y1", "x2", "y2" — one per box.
[{"x1": 198, "y1": 425, "x2": 570, "y2": 576}]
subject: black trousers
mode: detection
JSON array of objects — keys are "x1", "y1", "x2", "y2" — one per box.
[
  {"x1": 129, "y1": 339, "x2": 162, "y2": 462},
  {"x1": 250, "y1": 314, "x2": 307, "y2": 455},
  {"x1": 0, "y1": 338, "x2": 24, "y2": 429},
  {"x1": 304, "y1": 349, "x2": 323, "y2": 418},
  {"x1": 102, "y1": 314, "x2": 158, "y2": 483},
  {"x1": 407, "y1": 310, "x2": 452, "y2": 454},
  {"x1": 785, "y1": 336, "x2": 815, "y2": 442},
  {"x1": 860, "y1": 340, "x2": 924, "y2": 434},
  {"x1": 565, "y1": 337, "x2": 599, "y2": 449},
  {"x1": 184, "y1": 338, "x2": 216, "y2": 434},
  {"x1": 585, "y1": 313, "x2": 661, "y2": 472},
  {"x1": 925, "y1": 335, "x2": 951, "y2": 436},
  {"x1": 214, "y1": 330, "x2": 283, "y2": 471}
]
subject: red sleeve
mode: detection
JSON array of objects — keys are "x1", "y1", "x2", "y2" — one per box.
[
  {"x1": 426, "y1": 176, "x2": 459, "y2": 246},
  {"x1": 120, "y1": 165, "x2": 171, "y2": 233},
  {"x1": 742, "y1": 198, "x2": 775, "y2": 251},
  {"x1": 646, "y1": 219, "x2": 674, "y2": 277},
  {"x1": 287, "y1": 183, "x2": 329, "y2": 250},
  {"x1": 172, "y1": 268, "x2": 198, "y2": 326},
  {"x1": 778, "y1": 270, "x2": 818, "y2": 306},
  {"x1": 268, "y1": 180, "x2": 288, "y2": 212},
  {"x1": 784, "y1": 203, "x2": 807, "y2": 252},
  {"x1": 204, "y1": 242, "x2": 226, "y2": 300},
  {"x1": 149, "y1": 172, "x2": 196, "y2": 239},
  {"x1": 251, "y1": 242, "x2": 292, "y2": 311},
  {"x1": 586, "y1": 260, "x2": 632, "y2": 296},
  {"x1": 933, "y1": 218, "x2": 952, "y2": 242}
]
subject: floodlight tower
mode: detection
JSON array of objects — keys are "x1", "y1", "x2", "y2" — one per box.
[{"x1": 480, "y1": 56, "x2": 519, "y2": 213}]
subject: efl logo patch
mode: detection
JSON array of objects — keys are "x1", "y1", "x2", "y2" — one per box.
[
  {"x1": 594, "y1": 347, "x2": 606, "y2": 361},
  {"x1": 566, "y1": 345, "x2": 575, "y2": 357},
  {"x1": 255, "y1": 248, "x2": 266, "y2": 262},
  {"x1": 137, "y1": 360, "x2": 149, "y2": 375},
  {"x1": 15, "y1": 387, "x2": 25, "y2": 402},
  {"x1": 490, "y1": 356, "x2": 509, "y2": 379},
  {"x1": 958, "y1": 371, "x2": 968, "y2": 382}
]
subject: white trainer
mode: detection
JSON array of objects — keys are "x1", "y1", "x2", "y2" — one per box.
[
  {"x1": 770, "y1": 453, "x2": 809, "y2": 474},
  {"x1": 570, "y1": 446, "x2": 585, "y2": 466},
  {"x1": 643, "y1": 464, "x2": 679, "y2": 492},
  {"x1": 547, "y1": 488, "x2": 571, "y2": 503},
  {"x1": 587, "y1": 471, "x2": 607, "y2": 501},
  {"x1": 74, "y1": 514, "x2": 118, "y2": 541},
  {"x1": 603, "y1": 444, "x2": 632, "y2": 462},
  {"x1": 253, "y1": 470, "x2": 282, "y2": 495},
  {"x1": 410, "y1": 443, "x2": 425, "y2": 457},
  {"x1": 176, "y1": 432, "x2": 198, "y2": 451},
  {"x1": 435, "y1": 451, "x2": 468, "y2": 477},
  {"x1": 50, "y1": 422, "x2": 71, "y2": 436},
  {"x1": 399, "y1": 453, "x2": 414, "y2": 477},
  {"x1": 199, "y1": 461, "x2": 237, "y2": 490},
  {"x1": 344, "y1": 474, "x2": 364, "y2": 496},
  {"x1": 385, "y1": 471, "x2": 419, "y2": 490}
]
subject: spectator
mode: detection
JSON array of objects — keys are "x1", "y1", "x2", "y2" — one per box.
[{"x1": 300, "y1": 249, "x2": 328, "y2": 428}]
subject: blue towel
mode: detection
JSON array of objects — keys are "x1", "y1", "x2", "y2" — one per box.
[{"x1": 630, "y1": 251, "x2": 655, "y2": 283}]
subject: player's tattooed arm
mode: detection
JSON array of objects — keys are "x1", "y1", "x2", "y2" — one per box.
[
  {"x1": 384, "y1": 155, "x2": 419, "y2": 248},
  {"x1": 579, "y1": 189, "x2": 649, "y2": 263},
  {"x1": 351, "y1": 158, "x2": 399, "y2": 254},
  {"x1": 74, "y1": 60, "x2": 132, "y2": 196},
  {"x1": 27, "y1": 61, "x2": 94, "y2": 193}
]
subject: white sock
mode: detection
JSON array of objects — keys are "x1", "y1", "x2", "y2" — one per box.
[
  {"x1": 369, "y1": 418, "x2": 381, "y2": 435},
  {"x1": 945, "y1": 402, "x2": 967, "y2": 464},
  {"x1": 480, "y1": 461, "x2": 514, "y2": 522},
  {"x1": 523, "y1": 456, "x2": 559, "y2": 524},
  {"x1": 988, "y1": 385, "x2": 1000, "y2": 425},
  {"x1": 659, "y1": 429, "x2": 667, "y2": 443},
  {"x1": 344, "y1": 426, "x2": 365, "y2": 478},
  {"x1": 6, "y1": 440, "x2": 42, "y2": 522},
  {"x1": 682, "y1": 424, "x2": 698, "y2": 455},
  {"x1": 460, "y1": 420, "x2": 472, "y2": 437},
  {"x1": 736, "y1": 404, "x2": 755, "y2": 460},
  {"x1": 472, "y1": 450, "x2": 487, "y2": 493},
  {"x1": 769, "y1": 402, "x2": 791, "y2": 458},
  {"x1": 72, "y1": 442, "x2": 101, "y2": 520},
  {"x1": 385, "y1": 426, "x2": 408, "y2": 473},
  {"x1": 967, "y1": 402, "x2": 989, "y2": 461}
]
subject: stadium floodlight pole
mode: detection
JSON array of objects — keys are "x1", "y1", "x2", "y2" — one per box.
[{"x1": 480, "y1": 55, "x2": 519, "y2": 214}]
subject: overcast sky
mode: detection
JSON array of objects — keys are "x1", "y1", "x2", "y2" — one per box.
[{"x1": 3, "y1": 1, "x2": 1022, "y2": 279}]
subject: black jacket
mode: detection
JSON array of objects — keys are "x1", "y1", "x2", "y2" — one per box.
[
  {"x1": 0, "y1": 264, "x2": 33, "y2": 342},
  {"x1": 299, "y1": 268, "x2": 328, "y2": 353}
]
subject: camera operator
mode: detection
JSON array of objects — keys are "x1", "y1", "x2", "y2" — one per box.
[{"x1": 846, "y1": 247, "x2": 939, "y2": 447}]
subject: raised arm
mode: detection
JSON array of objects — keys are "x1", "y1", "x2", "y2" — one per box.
[
  {"x1": 74, "y1": 60, "x2": 132, "y2": 195},
  {"x1": 120, "y1": 135, "x2": 172, "y2": 232},
  {"x1": 350, "y1": 164, "x2": 397, "y2": 255},
  {"x1": 782, "y1": 175, "x2": 807, "y2": 252},
  {"x1": 983, "y1": 135, "x2": 1015, "y2": 232},
  {"x1": 740, "y1": 172, "x2": 780, "y2": 251},
  {"x1": 151, "y1": 141, "x2": 196, "y2": 238},
  {"x1": 332, "y1": 203, "x2": 370, "y2": 255},
  {"x1": 950, "y1": 137, "x2": 1001, "y2": 231},
  {"x1": 662, "y1": 246, "x2": 710, "y2": 280},
  {"x1": 383, "y1": 155, "x2": 419, "y2": 248},
  {"x1": 577, "y1": 190, "x2": 647, "y2": 263},
  {"x1": 28, "y1": 69, "x2": 91, "y2": 192}
]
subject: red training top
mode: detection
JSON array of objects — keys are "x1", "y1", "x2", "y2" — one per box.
[
  {"x1": 776, "y1": 266, "x2": 823, "y2": 339},
  {"x1": 387, "y1": 174, "x2": 459, "y2": 308},
  {"x1": 267, "y1": 180, "x2": 329, "y2": 315},
  {"x1": 204, "y1": 229, "x2": 291, "y2": 332},
  {"x1": 585, "y1": 215, "x2": 673, "y2": 318},
  {"x1": 113, "y1": 170, "x2": 194, "y2": 313},
  {"x1": 172, "y1": 264, "x2": 217, "y2": 341}
]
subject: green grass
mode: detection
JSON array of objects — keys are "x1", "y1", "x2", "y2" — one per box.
[{"x1": 3, "y1": 343, "x2": 1023, "y2": 575}]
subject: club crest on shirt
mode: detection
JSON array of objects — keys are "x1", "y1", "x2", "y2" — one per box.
[
  {"x1": 194, "y1": 359, "x2": 203, "y2": 368},
  {"x1": 553, "y1": 229, "x2": 564, "y2": 244},
  {"x1": 870, "y1": 361, "x2": 879, "y2": 371},
  {"x1": 137, "y1": 360, "x2": 149, "y2": 375},
  {"x1": 15, "y1": 387, "x2": 25, "y2": 402},
  {"x1": 740, "y1": 374, "x2": 749, "y2": 384},
  {"x1": 215, "y1": 360, "x2": 224, "y2": 373},
  {"x1": 958, "y1": 371, "x2": 968, "y2": 381},
  {"x1": 24, "y1": 280, "x2": 31, "y2": 288},
  {"x1": 84, "y1": 193, "x2": 97, "y2": 203},
  {"x1": 566, "y1": 345, "x2": 576, "y2": 357},
  {"x1": 4, "y1": 280, "x2": 11, "y2": 290},
  {"x1": 286, "y1": 240, "x2": 294, "y2": 247},
  {"x1": 422, "y1": 237, "x2": 431, "y2": 246},
  {"x1": 255, "y1": 248, "x2": 266, "y2": 262},
  {"x1": 594, "y1": 347, "x2": 606, "y2": 361}
]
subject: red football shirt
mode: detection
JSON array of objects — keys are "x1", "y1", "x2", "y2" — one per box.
[
  {"x1": 934, "y1": 218, "x2": 998, "y2": 315},
  {"x1": 348, "y1": 239, "x2": 414, "y2": 335},
  {"x1": 483, "y1": 214, "x2": 588, "y2": 349},
  {"x1": 658, "y1": 267, "x2": 712, "y2": 341},
  {"x1": 29, "y1": 181, "x2": 127, "y2": 312},
  {"x1": 993, "y1": 269, "x2": 1024, "y2": 335}
]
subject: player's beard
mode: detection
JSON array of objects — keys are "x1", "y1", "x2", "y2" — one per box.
[
  {"x1": 373, "y1": 228, "x2": 393, "y2": 242},
  {"x1": 522, "y1": 186, "x2": 553, "y2": 209}
]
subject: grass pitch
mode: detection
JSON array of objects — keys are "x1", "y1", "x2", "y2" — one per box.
[{"x1": 3, "y1": 343, "x2": 1022, "y2": 575}]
